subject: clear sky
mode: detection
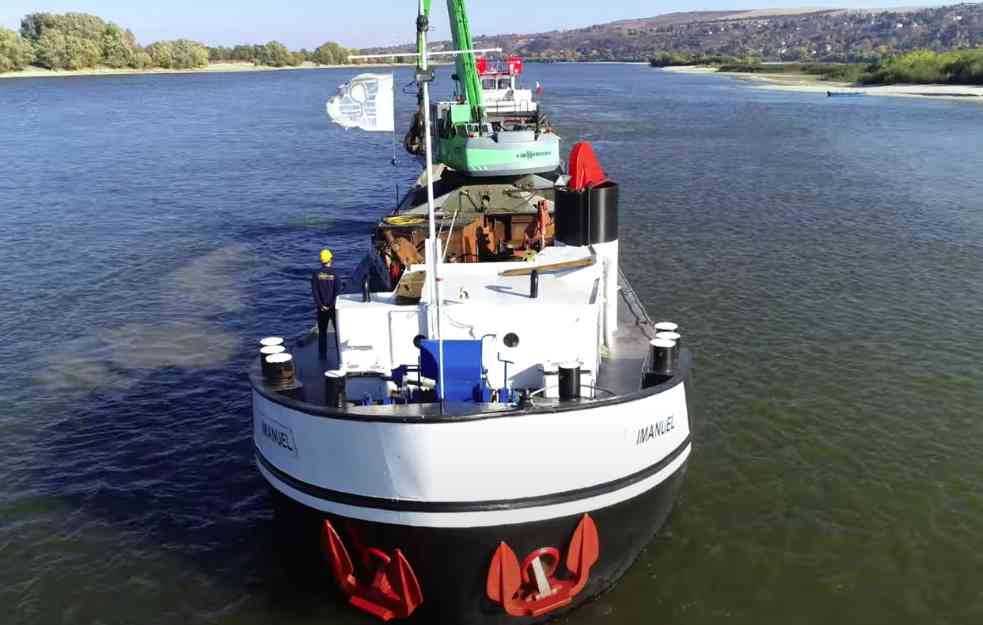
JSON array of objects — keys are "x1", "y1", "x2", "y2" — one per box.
[{"x1": 0, "y1": 1, "x2": 954, "y2": 49}]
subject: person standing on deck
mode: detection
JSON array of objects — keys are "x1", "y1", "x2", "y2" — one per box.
[{"x1": 312, "y1": 249, "x2": 338, "y2": 358}]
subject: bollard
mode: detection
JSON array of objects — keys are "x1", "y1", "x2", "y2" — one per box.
[
  {"x1": 324, "y1": 370, "x2": 348, "y2": 409},
  {"x1": 260, "y1": 345, "x2": 286, "y2": 377},
  {"x1": 264, "y1": 353, "x2": 296, "y2": 387},
  {"x1": 648, "y1": 338, "x2": 676, "y2": 377},
  {"x1": 654, "y1": 321, "x2": 679, "y2": 335},
  {"x1": 655, "y1": 331, "x2": 681, "y2": 368},
  {"x1": 558, "y1": 361, "x2": 582, "y2": 401}
]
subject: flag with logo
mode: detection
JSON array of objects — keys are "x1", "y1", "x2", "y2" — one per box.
[{"x1": 326, "y1": 73, "x2": 395, "y2": 132}]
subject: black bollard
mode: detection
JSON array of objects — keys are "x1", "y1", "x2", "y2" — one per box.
[
  {"x1": 655, "y1": 331, "x2": 681, "y2": 368},
  {"x1": 530, "y1": 269, "x2": 539, "y2": 299},
  {"x1": 648, "y1": 338, "x2": 676, "y2": 377},
  {"x1": 260, "y1": 345, "x2": 285, "y2": 377},
  {"x1": 558, "y1": 362, "x2": 581, "y2": 401},
  {"x1": 324, "y1": 370, "x2": 348, "y2": 409},
  {"x1": 264, "y1": 353, "x2": 296, "y2": 387},
  {"x1": 362, "y1": 275, "x2": 371, "y2": 303}
]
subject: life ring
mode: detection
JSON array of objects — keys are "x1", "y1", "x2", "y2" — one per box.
[{"x1": 384, "y1": 215, "x2": 426, "y2": 226}]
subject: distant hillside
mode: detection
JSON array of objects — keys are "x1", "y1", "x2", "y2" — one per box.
[{"x1": 367, "y1": 3, "x2": 983, "y2": 63}]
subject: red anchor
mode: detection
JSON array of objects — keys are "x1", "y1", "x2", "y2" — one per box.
[
  {"x1": 321, "y1": 519, "x2": 423, "y2": 621},
  {"x1": 486, "y1": 514, "x2": 600, "y2": 617}
]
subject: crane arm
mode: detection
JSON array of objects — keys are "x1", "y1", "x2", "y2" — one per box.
[{"x1": 446, "y1": 0, "x2": 485, "y2": 121}]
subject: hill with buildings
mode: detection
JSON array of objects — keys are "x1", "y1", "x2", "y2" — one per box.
[{"x1": 367, "y1": 3, "x2": 983, "y2": 64}]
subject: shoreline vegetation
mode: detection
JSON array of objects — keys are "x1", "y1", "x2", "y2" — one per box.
[
  {"x1": 0, "y1": 12, "x2": 371, "y2": 80},
  {"x1": 0, "y1": 61, "x2": 410, "y2": 80},
  {"x1": 649, "y1": 48, "x2": 983, "y2": 100},
  {"x1": 659, "y1": 65, "x2": 983, "y2": 101}
]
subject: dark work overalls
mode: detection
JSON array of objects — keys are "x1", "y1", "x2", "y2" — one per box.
[{"x1": 312, "y1": 265, "x2": 338, "y2": 358}]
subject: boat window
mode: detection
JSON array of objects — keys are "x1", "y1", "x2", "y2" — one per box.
[
  {"x1": 483, "y1": 79, "x2": 497, "y2": 90},
  {"x1": 498, "y1": 78, "x2": 511, "y2": 90}
]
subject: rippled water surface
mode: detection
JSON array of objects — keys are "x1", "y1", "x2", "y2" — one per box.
[{"x1": 1, "y1": 65, "x2": 981, "y2": 625}]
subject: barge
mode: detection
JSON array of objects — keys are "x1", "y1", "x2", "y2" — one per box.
[{"x1": 250, "y1": 2, "x2": 693, "y2": 623}]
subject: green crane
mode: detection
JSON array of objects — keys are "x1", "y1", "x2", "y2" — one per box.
[{"x1": 406, "y1": 0, "x2": 560, "y2": 177}]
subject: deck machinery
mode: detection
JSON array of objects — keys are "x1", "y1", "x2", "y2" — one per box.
[{"x1": 403, "y1": 0, "x2": 560, "y2": 177}]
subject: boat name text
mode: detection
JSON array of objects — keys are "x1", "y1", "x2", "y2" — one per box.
[
  {"x1": 261, "y1": 419, "x2": 297, "y2": 456},
  {"x1": 636, "y1": 415, "x2": 675, "y2": 445}
]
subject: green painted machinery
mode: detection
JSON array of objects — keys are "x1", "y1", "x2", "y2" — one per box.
[{"x1": 405, "y1": 0, "x2": 560, "y2": 177}]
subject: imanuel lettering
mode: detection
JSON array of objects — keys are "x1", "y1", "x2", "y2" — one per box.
[
  {"x1": 636, "y1": 415, "x2": 675, "y2": 445},
  {"x1": 262, "y1": 421, "x2": 295, "y2": 452}
]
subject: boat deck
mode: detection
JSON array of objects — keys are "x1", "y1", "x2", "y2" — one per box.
[{"x1": 251, "y1": 272, "x2": 671, "y2": 419}]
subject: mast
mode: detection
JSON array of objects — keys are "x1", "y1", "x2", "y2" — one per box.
[{"x1": 418, "y1": 0, "x2": 446, "y2": 403}]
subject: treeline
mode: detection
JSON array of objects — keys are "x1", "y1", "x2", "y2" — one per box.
[
  {"x1": 0, "y1": 12, "x2": 358, "y2": 74},
  {"x1": 715, "y1": 62, "x2": 868, "y2": 83},
  {"x1": 649, "y1": 51, "x2": 751, "y2": 67},
  {"x1": 207, "y1": 41, "x2": 356, "y2": 67},
  {"x1": 865, "y1": 48, "x2": 983, "y2": 84},
  {"x1": 703, "y1": 49, "x2": 983, "y2": 85}
]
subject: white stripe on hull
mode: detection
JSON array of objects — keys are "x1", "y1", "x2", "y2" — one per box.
[
  {"x1": 257, "y1": 443, "x2": 690, "y2": 528},
  {"x1": 253, "y1": 383, "x2": 689, "y2": 504}
]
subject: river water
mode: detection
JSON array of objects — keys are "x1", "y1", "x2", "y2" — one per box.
[{"x1": 1, "y1": 64, "x2": 981, "y2": 625}]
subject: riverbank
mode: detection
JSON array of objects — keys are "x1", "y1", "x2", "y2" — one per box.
[
  {"x1": 0, "y1": 61, "x2": 411, "y2": 80},
  {"x1": 660, "y1": 65, "x2": 983, "y2": 101}
]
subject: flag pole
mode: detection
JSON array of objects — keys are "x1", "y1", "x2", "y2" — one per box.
[{"x1": 418, "y1": 0, "x2": 445, "y2": 405}]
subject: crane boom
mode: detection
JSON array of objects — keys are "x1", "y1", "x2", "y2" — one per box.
[{"x1": 445, "y1": 0, "x2": 485, "y2": 121}]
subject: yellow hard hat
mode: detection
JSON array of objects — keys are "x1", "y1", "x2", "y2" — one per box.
[{"x1": 320, "y1": 249, "x2": 333, "y2": 264}]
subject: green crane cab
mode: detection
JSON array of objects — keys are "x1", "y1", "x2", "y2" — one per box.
[{"x1": 407, "y1": 0, "x2": 560, "y2": 178}]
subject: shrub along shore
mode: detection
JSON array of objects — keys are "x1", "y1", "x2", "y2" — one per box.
[
  {"x1": 0, "y1": 12, "x2": 360, "y2": 77},
  {"x1": 650, "y1": 49, "x2": 983, "y2": 86}
]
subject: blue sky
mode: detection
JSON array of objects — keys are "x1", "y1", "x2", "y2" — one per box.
[{"x1": 1, "y1": 1, "x2": 953, "y2": 49}]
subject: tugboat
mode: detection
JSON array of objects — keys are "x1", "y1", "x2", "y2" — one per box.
[{"x1": 251, "y1": 2, "x2": 693, "y2": 623}]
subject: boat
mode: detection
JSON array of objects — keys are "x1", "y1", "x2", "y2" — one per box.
[
  {"x1": 826, "y1": 90, "x2": 865, "y2": 97},
  {"x1": 250, "y1": 2, "x2": 693, "y2": 623}
]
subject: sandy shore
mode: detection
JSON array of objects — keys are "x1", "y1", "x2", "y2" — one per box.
[
  {"x1": 0, "y1": 61, "x2": 411, "y2": 80},
  {"x1": 659, "y1": 65, "x2": 983, "y2": 102}
]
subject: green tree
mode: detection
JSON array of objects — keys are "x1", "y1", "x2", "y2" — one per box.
[
  {"x1": 102, "y1": 24, "x2": 134, "y2": 68},
  {"x1": 170, "y1": 39, "x2": 209, "y2": 69},
  {"x1": 34, "y1": 28, "x2": 102, "y2": 70},
  {"x1": 0, "y1": 27, "x2": 34, "y2": 72},
  {"x1": 20, "y1": 13, "x2": 60, "y2": 42},
  {"x1": 146, "y1": 41, "x2": 175, "y2": 68},
  {"x1": 231, "y1": 44, "x2": 257, "y2": 63},
  {"x1": 313, "y1": 41, "x2": 347, "y2": 65},
  {"x1": 129, "y1": 49, "x2": 153, "y2": 69},
  {"x1": 208, "y1": 46, "x2": 231, "y2": 62},
  {"x1": 255, "y1": 40, "x2": 291, "y2": 67}
]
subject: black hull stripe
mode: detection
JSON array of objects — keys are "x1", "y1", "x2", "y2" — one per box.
[{"x1": 255, "y1": 435, "x2": 691, "y2": 513}]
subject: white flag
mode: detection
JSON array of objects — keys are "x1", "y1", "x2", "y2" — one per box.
[{"x1": 326, "y1": 73, "x2": 395, "y2": 132}]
